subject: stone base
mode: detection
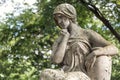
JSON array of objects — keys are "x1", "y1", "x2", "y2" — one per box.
[{"x1": 40, "y1": 69, "x2": 90, "y2": 80}]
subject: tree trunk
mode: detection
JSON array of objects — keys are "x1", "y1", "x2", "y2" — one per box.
[{"x1": 78, "y1": 0, "x2": 120, "y2": 43}]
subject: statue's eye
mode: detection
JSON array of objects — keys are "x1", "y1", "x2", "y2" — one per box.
[
  {"x1": 57, "y1": 15, "x2": 63, "y2": 19},
  {"x1": 54, "y1": 14, "x2": 67, "y2": 21}
]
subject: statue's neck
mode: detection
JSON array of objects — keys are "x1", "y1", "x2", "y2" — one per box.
[{"x1": 68, "y1": 23, "x2": 81, "y2": 38}]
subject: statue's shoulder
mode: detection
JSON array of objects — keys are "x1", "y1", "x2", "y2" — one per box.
[
  {"x1": 83, "y1": 29, "x2": 94, "y2": 33},
  {"x1": 82, "y1": 29, "x2": 99, "y2": 41},
  {"x1": 82, "y1": 28, "x2": 95, "y2": 36}
]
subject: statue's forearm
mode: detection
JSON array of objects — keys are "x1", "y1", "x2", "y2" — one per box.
[
  {"x1": 51, "y1": 35, "x2": 69, "y2": 64},
  {"x1": 93, "y1": 45, "x2": 118, "y2": 56},
  {"x1": 52, "y1": 35, "x2": 63, "y2": 54}
]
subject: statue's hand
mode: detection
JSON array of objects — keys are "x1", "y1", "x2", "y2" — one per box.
[
  {"x1": 85, "y1": 52, "x2": 96, "y2": 71},
  {"x1": 60, "y1": 29, "x2": 70, "y2": 38}
]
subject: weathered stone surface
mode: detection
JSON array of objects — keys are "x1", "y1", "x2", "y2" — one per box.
[
  {"x1": 40, "y1": 69, "x2": 90, "y2": 80},
  {"x1": 40, "y1": 3, "x2": 118, "y2": 80}
]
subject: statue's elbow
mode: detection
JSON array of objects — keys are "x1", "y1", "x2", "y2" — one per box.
[
  {"x1": 111, "y1": 45, "x2": 119, "y2": 55},
  {"x1": 115, "y1": 46, "x2": 119, "y2": 55},
  {"x1": 51, "y1": 56, "x2": 62, "y2": 64}
]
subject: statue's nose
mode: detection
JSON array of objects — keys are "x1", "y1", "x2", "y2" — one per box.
[{"x1": 58, "y1": 19, "x2": 62, "y2": 24}]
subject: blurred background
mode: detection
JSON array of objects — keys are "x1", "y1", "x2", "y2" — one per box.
[{"x1": 0, "y1": 0, "x2": 120, "y2": 80}]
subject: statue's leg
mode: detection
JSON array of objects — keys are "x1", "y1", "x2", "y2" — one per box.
[{"x1": 88, "y1": 56, "x2": 112, "y2": 80}]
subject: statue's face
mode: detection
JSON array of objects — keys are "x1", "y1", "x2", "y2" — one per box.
[{"x1": 54, "y1": 13, "x2": 70, "y2": 29}]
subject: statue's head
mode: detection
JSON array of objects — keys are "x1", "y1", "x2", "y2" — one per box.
[{"x1": 53, "y1": 3, "x2": 77, "y2": 28}]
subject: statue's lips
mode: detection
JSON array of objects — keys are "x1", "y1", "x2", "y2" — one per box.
[{"x1": 59, "y1": 23, "x2": 68, "y2": 29}]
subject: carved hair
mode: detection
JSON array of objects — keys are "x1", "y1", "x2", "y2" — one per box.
[{"x1": 53, "y1": 3, "x2": 77, "y2": 23}]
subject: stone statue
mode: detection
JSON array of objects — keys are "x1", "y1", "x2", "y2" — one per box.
[{"x1": 40, "y1": 3, "x2": 118, "y2": 80}]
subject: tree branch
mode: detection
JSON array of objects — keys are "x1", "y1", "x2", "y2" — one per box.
[{"x1": 78, "y1": 0, "x2": 120, "y2": 43}]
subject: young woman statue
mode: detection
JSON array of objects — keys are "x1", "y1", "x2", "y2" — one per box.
[{"x1": 40, "y1": 3, "x2": 118, "y2": 80}]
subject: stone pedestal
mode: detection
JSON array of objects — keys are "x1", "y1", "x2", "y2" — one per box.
[{"x1": 40, "y1": 69, "x2": 91, "y2": 80}]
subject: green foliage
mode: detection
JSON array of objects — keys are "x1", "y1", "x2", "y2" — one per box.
[{"x1": 0, "y1": 0, "x2": 120, "y2": 80}]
